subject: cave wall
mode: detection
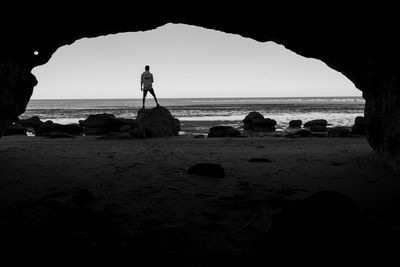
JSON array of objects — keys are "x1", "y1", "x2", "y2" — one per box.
[{"x1": 1, "y1": 5, "x2": 399, "y2": 168}]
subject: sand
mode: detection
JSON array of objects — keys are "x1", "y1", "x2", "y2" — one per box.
[{"x1": 0, "y1": 135, "x2": 399, "y2": 265}]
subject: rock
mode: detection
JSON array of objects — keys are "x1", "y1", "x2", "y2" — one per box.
[
  {"x1": 243, "y1": 111, "x2": 264, "y2": 123},
  {"x1": 243, "y1": 112, "x2": 277, "y2": 132},
  {"x1": 304, "y1": 119, "x2": 328, "y2": 128},
  {"x1": 4, "y1": 124, "x2": 27, "y2": 135},
  {"x1": 187, "y1": 163, "x2": 225, "y2": 178},
  {"x1": 79, "y1": 113, "x2": 116, "y2": 128},
  {"x1": 309, "y1": 125, "x2": 327, "y2": 132},
  {"x1": 136, "y1": 106, "x2": 180, "y2": 138},
  {"x1": 193, "y1": 134, "x2": 205, "y2": 138},
  {"x1": 207, "y1": 126, "x2": 241, "y2": 138},
  {"x1": 289, "y1": 120, "x2": 302, "y2": 128},
  {"x1": 36, "y1": 121, "x2": 84, "y2": 136},
  {"x1": 257, "y1": 191, "x2": 378, "y2": 266},
  {"x1": 16, "y1": 116, "x2": 44, "y2": 129},
  {"x1": 79, "y1": 113, "x2": 129, "y2": 135},
  {"x1": 351, "y1": 116, "x2": 365, "y2": 135},
  {"x1": 328, "y1": 126, "x2": 351, "y2": 137}
]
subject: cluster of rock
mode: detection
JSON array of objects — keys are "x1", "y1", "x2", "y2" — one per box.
[
  {"x1": 97, "y1": 106, "x2": 180, "y2": 139},
  {"x1": 205, "y1": 111, "x2": 366, "y2": 139},
  {"x1": 284, "y1": 116, "x2": 365, "y2": 138},
  {"x1": 206, "y1": 111, "x2": 277, "y2": 138},
  {"x1": 5, "y1": 116, "x2": 84, "y2": 138},
  {"x1": 6, "y1": 106, "x2": 180, "y2": 139},
  {"x1": 7, "y1": 108, "x2": 365, "y2": 140}
]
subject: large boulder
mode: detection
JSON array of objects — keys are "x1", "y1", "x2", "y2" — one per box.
[
  {"x1": 243, "y1": 111, "x2": 276, "y2": 132},
  {"x1": 136, "y1": 106, "x2": 180, "y2": 138},
  {"x1": 207, "y1": 126, "x2": 241, "y2": 138},
  {"x1": 243, "y1": 111, "x2": 264, "y2": 123}
]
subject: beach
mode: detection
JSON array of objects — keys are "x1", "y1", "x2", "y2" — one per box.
[{"x1": 1, "y1": 134, "x2": 399, "y2": 265}]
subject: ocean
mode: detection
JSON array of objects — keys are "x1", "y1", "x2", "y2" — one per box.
[{"x1": 21, "y1": 97, "x2": 365, "y2": 135}]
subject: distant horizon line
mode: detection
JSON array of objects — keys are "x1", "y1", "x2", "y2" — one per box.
[{"x1": 30, "y1": 96, "x2": 364, "y2": 101}]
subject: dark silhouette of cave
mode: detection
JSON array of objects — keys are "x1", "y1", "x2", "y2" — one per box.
[{"x1": 1, "y1": 4, "x2": 399, "y2": 169}]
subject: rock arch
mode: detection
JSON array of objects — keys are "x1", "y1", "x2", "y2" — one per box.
[{"x1": 1, "y1": 6, "x2": 399, "y2": 168}]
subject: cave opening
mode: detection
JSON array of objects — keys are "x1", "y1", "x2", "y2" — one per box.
[
  {"x1": 21, "y1": 23, "x2": 363, "y2": 136},
  {"x1": 2, "y1": 15, "x2": 400, "y2": 266}
]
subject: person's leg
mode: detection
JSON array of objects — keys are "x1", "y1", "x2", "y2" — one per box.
[
  {"x1": 142, "y1": 90, "x2": 148, "y2": 109},
  {"x1": 149, "y1": 89, "x2": 160, "y2": 106}
]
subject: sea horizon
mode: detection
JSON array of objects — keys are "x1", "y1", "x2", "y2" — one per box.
[{"x1": 30, "y1": 95, "x2": 363, "y2": 100}]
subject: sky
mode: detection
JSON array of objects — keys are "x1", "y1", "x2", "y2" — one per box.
[{"x1": 31, "y1": 23, "x2": 361, "y2": 99}]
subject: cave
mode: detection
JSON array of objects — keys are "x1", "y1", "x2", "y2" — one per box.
[
  {"x1": 1, "y1": 6, "x2": 399, "y2": 169},
  {"x1": 1, "y1": 5, "x2": 400, "y2": 266}
]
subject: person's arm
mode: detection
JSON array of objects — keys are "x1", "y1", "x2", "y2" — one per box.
[{"x1": 140, "y1": 74, "x2": 143, "y2": 91}]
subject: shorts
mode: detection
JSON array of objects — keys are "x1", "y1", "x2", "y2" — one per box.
[{"x1": 143, "y1": 88, "x2": 155, "y2": 94}]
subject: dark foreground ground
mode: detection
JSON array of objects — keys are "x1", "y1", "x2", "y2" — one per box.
[{"x1": 0, "y1": 135, "x2": 399, "y2": 266}]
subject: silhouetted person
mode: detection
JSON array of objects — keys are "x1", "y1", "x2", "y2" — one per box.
[{"x1": 141, "y1": 65, "x2": 159, "y2": 109}]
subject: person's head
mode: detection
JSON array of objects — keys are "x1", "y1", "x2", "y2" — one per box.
[{"x1": 145, "y1": 65, "x2": 150, "y2": 71}]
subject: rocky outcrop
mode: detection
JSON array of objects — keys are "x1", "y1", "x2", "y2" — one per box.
[
  {"x1": 136, "y1": 106, "x2": 180, "y2": 138},
  {"x1": 80, "y1": 108, "x2": 180, "y2": 139},
  {"x1": 243, "y1": 112, "x2": 277, "y2": 132},
  {"x1": 1, "y1": 8, "x2": 400, "y2": 168},
  {"x1": 207, "y1": 126, "x2": 241, "y2": 138}
]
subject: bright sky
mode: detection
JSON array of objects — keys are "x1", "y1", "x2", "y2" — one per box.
[{"x1": 31, "y1": 23, "x2": 360, "y2": 99}]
